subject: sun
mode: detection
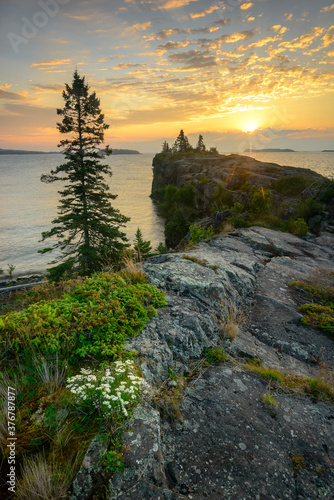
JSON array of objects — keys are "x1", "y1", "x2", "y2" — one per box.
[{"x1": 242, "y1": 121, "x2": 258, "y2": 133}]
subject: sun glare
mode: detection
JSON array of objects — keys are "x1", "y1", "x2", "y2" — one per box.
[{"x1": 242, "y1": 121, "x2": 258, "y2": 133}]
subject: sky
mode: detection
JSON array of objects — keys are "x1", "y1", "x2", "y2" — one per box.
[{"x1": 0, "y1": 0, "x2": 333, "y2": 153}]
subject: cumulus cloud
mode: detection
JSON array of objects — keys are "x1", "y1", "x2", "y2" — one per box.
[
  {"x1": 123, "y1": 21, "x2": 151, "y2": 35},
  {"x1": 168, "y1": 49, "x2": 219, "y2": 69},
  {"x1": 162, "y1": 0, "x2": 199, "y2": 9},
  {"x1": 320, "y1": 4, "x2": 334, "y2": 12},
  {"x1": 189, "y1": 4, "x2": 223, "y2": 19},
  {"x1": 279, "y1": 27, "x2": 324, "y2": 51},
  {"x1": 240, "y1": 2, "x2": 253, "y2": 10}
]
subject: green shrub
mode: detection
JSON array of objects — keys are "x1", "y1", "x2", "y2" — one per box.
[
  {"x1": 152, "y1": 184, "x2": 199, "y2": 247},
  {"x1": 319, "y1": 179, "x2": 334, "y2": 203},
  {"x1": 272, "y1": 175, "x2": 315, "y2": 196},
  {"x1": 212, "y1": 182, "x2": 234, "y2": 210},
  {"x1": 0, "y1": 272, "x2": 166, "y2": 364},
  {"x1": 249, "y1": 187, "x2": 272, "y2": 215},
  {"x1": 205, "y1": 347, "x2": 228, "y2": 364},
  {"x1": 294, "y1": 197, "x2": 321, "y2": 220},
  {"x1": 290, "y1": 272, "x2": 334, "y2": 334},
  {"x1": 188, "y1": 224, "x2": 214, "y2": 244},
  {"x1": 291, "y1": 218, "x2": 309, "y2": 237},
  {"x1": 227, "y1": 202, "x2": 248, "y2": 228},
  {"x1": 299, "y1": 303, "x2": 334, "y2": 333}
]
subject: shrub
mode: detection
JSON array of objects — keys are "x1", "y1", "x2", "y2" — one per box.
[
  {"x1": 188, "y1": 224, "x2": 214, "y2": 244},
  {"x1": 155, "y1": 242, "x2": 168, "y2": 254},
  {"x1": 0, "y1": 272, "x2": 166, "y2": 364},
  {"x1": 319, "y1": 179, "x2": 334, "y2": 203},
  {"x1": 205, "y1": 347, "x2": 228, "y2": 364},
  {"x1": 227, "y1": 202, "x2": 248, "y2": 228},
  {"x1": 272, "y1": 175, "x2": 315, "y2": 196},
  {"x1": 294, "y1": 197, "x2": 321, "y2": 220},
  {"x1": 212, "y1": 182, "x2": 233, "y2": 210},
  {"x1": 262, "y1": 392, "x2": 278, "y2": 408},
  {"x1": 249, "y1": 187, "x2": 272, "y2": 215},
  {"x1": 291, "y1": 218, "x2": 309, "y2": 237}
]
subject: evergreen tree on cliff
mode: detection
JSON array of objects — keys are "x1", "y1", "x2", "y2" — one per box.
[
  {"x1": 173, "y1": 129, "x2": 192, "y2": 152},
  {"x1": 162, "y1": 140, "x2": 170, "y2": 152},
  {"x1": 40, "y1": 70, "x2": 129, "y2": 280},
  {"x1": 196, "y1": 134, "x2": 206, "y2": 152}
]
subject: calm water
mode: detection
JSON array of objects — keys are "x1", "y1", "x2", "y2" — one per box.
[
  {"x1": 0, "y1": 151, "x2": 333, "y2": 277},
  {"x1": 243, "y1": 151, "x2": 334, "y2": 178},
  {"x1": 0, "y1": 153, "x2": 165, "y2": 276}
]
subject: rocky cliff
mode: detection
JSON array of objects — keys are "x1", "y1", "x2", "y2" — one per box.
[
  {"x1": 151, "y1": 153, "x2": 334, "y2": 248},
  {"x1": 71, "y1": 227, "x2": 334, "y2": 500}
]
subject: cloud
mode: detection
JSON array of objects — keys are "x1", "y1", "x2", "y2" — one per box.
[
  {"x1": 213, "y1": 18, "x2": 232, "y2": 27},
  {"x1": 30, "y1": 84, "x2": 64, "y2": 93},
  {"x1": 64, "y1": 14, "x2": 92, "y2": 21},
  {"x1": 31, "y1": 59, "x2": 72, "y2": 68},
  {"x1": 284, "y1": 13, "x2": 293, "y2": 21},
  {"x1": 123, "y1": 21, "x2": 151, "y2": 35},
  {"x1": 0, "y1": 88, "x2": 26, "y2": 100},
  {"x1": 168, "y1": 49, "x2": 219, "y2": 69},
  {"x1": 279, "y1": 27, "x2": 324, "y2": 51},
  {"x1": 322, "y1": 32, "x2": 334, "y2": 47},
  {"x1": 240, "y1": 3, "x2": 253, "y2": 10},
  {"x1": 157, "y1": 40, "x2": 191, "y2": 54},
  {"x1": 112, "y1": 63, "x2": 148, "y2": 70},
  {"x1": 189, "y1": 4, "x2": 222, "y2": 19},
  {"x1": 156, "y1": 28, "x2": 181, "y2": 39},
  {"x1": 162, "y1": 0, "x2": 199, "y2": 9},
  {"x1": 237, "y1": 36, "x2": 281, "y2": 51},
  {"x1": 320, "y1": 4, "x2": 334, "y2": 12}
]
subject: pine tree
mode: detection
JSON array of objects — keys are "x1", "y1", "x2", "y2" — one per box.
[
  {"x1": 40, "y1": 70, "x2": 129, "y2": 280},
  {"x1": 162, "y1": 140, "x2": 170, "y2": 152},
  {"x1": 173, "y1": 129, "x2": 192, "y2": 152},
  {"x1": 196, "y1": 134, "x2": 206, "y2": 152},
  {"x1": 133, "y1": 228, "x2": 152, "y2": 259}
]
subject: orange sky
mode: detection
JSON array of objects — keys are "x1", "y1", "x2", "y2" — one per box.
[{"x1": 0, "y1": 0, "x2": 334, "y2": 152}]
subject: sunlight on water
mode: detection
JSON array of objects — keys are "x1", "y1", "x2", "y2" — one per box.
[
  {"x1": 0, "y1": 151, "x2": 333, "y2": 276},
  {"x1": 0, "y1": 154, "x2": 165, "y2": 276}
]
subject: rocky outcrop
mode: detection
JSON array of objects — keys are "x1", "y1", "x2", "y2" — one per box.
[
  {"x1": 101, "y1": 227, "x2": 334, "y2": 500},
  {"x1": 151, "y1": 152, "x2": 327, "y2": 216}
]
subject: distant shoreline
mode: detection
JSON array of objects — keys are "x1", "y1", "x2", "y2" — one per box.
[
  {"x1": 244, "y1": 148, "x2": 295, "y2": 153},
  {"x1": 0, "y1": 148, "x2": 141, "y2": 155}
]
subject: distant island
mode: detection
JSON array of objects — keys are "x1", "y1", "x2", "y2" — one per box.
[
  {"x1": 0, "y1": 149, "x2": 58, "y2": 155},
  {"x1": 0, "y1": 148, "x2": 141, "y2": 155},
  {"x1": 322, "y1": 150, "x2": 334, "y2": 152},
  {"x1": 244, "y1": 148, "x2": 296, "y2": 153},
  {"x1": 111, "y1": 149, "x2": 140, "y2": 155}
]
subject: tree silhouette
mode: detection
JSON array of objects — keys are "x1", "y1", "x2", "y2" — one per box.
[
  {"x1": 173, "y1": 129, "x2": 192, "y2": 152},
  {"x1": 40, "y1": 70, "x2": 129, "y2": 280}
]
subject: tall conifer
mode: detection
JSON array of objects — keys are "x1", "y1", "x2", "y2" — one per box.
[{"x1": 40, "y1": 70, "x2": 129, "y2": 280}]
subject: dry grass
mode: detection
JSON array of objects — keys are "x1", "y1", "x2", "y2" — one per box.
[
  {"x1": 221, "y1": 222, "x2": 234, "y2": 234},
  {"x1": 33, "y1": 355, "x2": 67, "y2": 395},
  {"x1": 244, "y1": 360, "x2": 334, "y2": 402},
  {"x1": 120, "y1": 250, "x2": 146, "y2": 284},
  {"x1": 220, "y1": 298, "x2": 245, "y2": 340},
  {"x1": 16, "y1": 454, "x2": 73, "y2": 500}
]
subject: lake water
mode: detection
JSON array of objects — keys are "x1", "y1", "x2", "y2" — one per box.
[
  {"x1": 0, "y1": 151, "x2": 333, "y2": 277},
  {"x1": 0, "y1": 153, "x2": 165, "y2": 276}
]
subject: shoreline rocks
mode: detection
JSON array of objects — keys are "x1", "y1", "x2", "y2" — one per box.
[{"x1": 99, "y1": 226, "x2": 334, "y2": 499}]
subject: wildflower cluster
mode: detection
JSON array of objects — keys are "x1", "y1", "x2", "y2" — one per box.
[{"x1": 66, "y1": 361, "x2": 149, "y2": 418}]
